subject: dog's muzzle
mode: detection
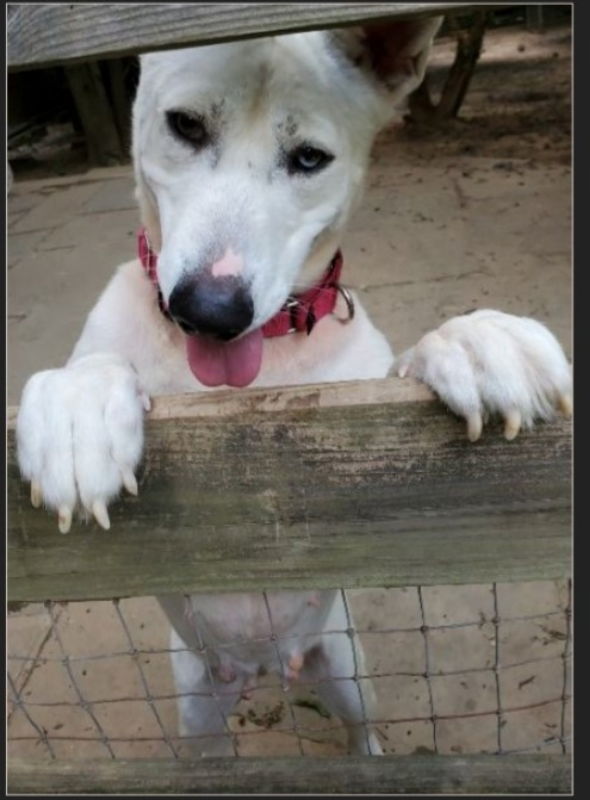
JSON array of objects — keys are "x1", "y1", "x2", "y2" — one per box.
[{"x1": 168, "y1": 272, "x2": 254, "y2": 340}]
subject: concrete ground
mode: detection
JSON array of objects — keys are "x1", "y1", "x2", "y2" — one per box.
[{"x1": 7, "y1": 153, "x2": 571, "y2": 761}]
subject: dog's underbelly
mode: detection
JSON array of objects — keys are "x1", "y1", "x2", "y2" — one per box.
[
  {"x1": 160, "y1": 590, "x2": 336, "y2": 681},
  {"x1": 198, "y1": 591, "x2": 331, "y2": 660}
]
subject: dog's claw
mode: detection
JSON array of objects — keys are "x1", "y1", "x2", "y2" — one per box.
[
  {"x1": 122, "y1": 469, "x2": 138, "y2": 496},
  {"x1": 559, "y1": 393, "x2": 573, "y2": 418},
  {"x1": 141, "y1": 392, "x2": 152, "y2": 412},
  {"x1": 31, "y1": 481, "x2": 42, "y2": 508},
  {"x1": 466, "y1": 413, "x2": 483, "y2": 442},
  {"x1": 58, "y1": 505, "x2": 72, "y2": 534},
  {"x1": 92, "y1": 500, "x2": 111, "y2": 530},
  {"x1": 504, "y1": 409, "x2": 521, "y2": 441}
]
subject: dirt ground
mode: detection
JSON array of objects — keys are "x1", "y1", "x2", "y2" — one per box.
[
  {"x1": 8, "y1": 21, "x2": 572, "y2": 765},
  {"x1": 392, "y1": 23, "x2": 571, "y2": 165}
]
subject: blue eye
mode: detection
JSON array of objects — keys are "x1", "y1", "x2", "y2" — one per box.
[{"x1": 288, "y1": 145, "x2": 334, "y2": 175}]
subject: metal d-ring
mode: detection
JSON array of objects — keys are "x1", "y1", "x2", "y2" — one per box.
[{"x1": 333, "y1": 285, "x2": 355, "y2": 323}]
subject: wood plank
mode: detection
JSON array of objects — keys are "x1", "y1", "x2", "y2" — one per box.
[
  {"x1": 8, "y1": 3, "x2": 467, "y2": 70},
  {"x1": 7, "y1": 754, "x2": 572, "y2": 794},
  {"x1": 7, "y1": 378, "x2": 571, "y2": 603}
]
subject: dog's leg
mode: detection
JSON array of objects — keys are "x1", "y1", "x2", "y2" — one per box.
[
  {"x1": 169, "y1": 627, "x2": 243, "y2": 757},
  {"x1": 158, "y1": 595, "x2": 244, "y2": 757},
  {"x1": 15, "y1": 261, "x2": 166, "y2": 533},
  {"x1": 301, "y1": 593, "x2": 383, "y2": 755},
  {"x1": 17, "y1": 351, "x2": 148, "y2": 532}
]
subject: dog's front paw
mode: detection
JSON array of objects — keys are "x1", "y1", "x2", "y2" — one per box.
[
  {"x1": 396, "y1": 310, "x2": 572, "y2": 441},
  {"x1": 16, "y1": 353, "x2": 150, "y2": 532}
]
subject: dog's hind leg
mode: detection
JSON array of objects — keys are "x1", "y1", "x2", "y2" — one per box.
[
  {"x1": 301, "y1": 594, "x2": 383, "y2": 755},
  {"x1": 169, "y1": 627, "x2": 242, "y2": 757}
]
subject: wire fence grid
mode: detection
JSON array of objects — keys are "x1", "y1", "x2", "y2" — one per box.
[{"x1": 7, "y1": 580, "x2": 572, "y2": 761}]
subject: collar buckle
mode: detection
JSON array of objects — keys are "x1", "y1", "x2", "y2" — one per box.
[{"x1": 333, "y1": 285, "x2": 355, "y2": 324}]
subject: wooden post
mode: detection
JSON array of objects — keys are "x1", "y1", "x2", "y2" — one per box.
[
  {"x1": 65, "y1": 62, "x2": 123, "y2": 166},
  {"x1": 106, "y1": 58, "x2": 132, "y2": 155},
  {"x1": 408, "y1": 10, "x2": 488, "y2": 123},
  {"x1": 437, "y1": 10, "x2": 488, "y2": 119},
  {"x1": 526, "y1": 6, "x2": 544, "y2": 32}
]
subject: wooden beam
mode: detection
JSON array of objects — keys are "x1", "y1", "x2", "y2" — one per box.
[
  {"x1": 8, "y1": 3, "x2": 468, "y2": 70},
  {"x1": 7, "y1": 378, "x2": 571, "y2": 603},
  {"x1": 7, "y1": 754, "x2": 571, "y2": 794}
]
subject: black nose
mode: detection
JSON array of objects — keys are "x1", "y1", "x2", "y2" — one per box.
[{"x1": 168, "y1": 272, "x2": 254, "y2": 340}]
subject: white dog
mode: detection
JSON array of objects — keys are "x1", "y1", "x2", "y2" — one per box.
[{"x1": 16, "y1": 18, "x2": 571, "y2": 756}]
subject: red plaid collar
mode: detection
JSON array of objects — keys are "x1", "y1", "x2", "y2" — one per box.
[{"x1": 137, "y1": 228, "x2": 352, "y2": 337}]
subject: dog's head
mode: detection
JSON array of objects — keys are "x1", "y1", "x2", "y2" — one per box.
[{"x1": 132, "y1": 17, "x2": 441, "y2": 385}]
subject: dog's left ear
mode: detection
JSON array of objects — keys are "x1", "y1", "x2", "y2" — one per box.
[{"x1": 331, "y1": 15, "x2": 443, "y2": 100}]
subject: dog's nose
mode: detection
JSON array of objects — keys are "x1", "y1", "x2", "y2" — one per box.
[{"x1": 168, "y1": 272, "x2": 254, "y2": 340}]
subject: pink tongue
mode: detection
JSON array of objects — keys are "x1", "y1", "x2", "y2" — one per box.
[{"x1": 185, "y1": 329, "x2": 264, "y2": 388}]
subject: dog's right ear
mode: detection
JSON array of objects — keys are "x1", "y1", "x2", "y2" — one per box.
[{"x1": 329, "y1": 15, "x2": 443, "y2": 103}]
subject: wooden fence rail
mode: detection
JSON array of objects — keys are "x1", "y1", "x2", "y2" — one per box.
[
  {"x1": 7, "y1": 754, "x2": 572, "y2": 795},
  {"x1": 8, "y1": 377, "x2": 571, "y2": 604},
  {"x1": 7, "y1": 3, "x2": 467, "y2": 70}
]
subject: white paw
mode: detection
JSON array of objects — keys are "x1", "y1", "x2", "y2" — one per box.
[
  {"x1": 16, "y1": 353, "x2": 150, "y2": 532},
  {"x1": 396, "y1": 310, "x2": 572, "y2": 441}
]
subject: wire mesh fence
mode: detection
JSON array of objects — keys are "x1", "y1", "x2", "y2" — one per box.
[{"x1": 7, "y1": 580, "x2": 571, "y2": 761}]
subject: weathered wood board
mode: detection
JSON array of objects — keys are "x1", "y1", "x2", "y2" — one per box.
[
  {"x1": 7, "y1": 378, "x2": 571, "y2": 603},
  {"x1": 8, "y1": 3, "x2": 468, "y2": 70},
  {"x1": 7, "y1": 754, "x2": 571, "y2": 794}
]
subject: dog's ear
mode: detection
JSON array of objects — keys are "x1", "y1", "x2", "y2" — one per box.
[{"x1": 330, "y1": 15, "x2": 442, "y2": 100}]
